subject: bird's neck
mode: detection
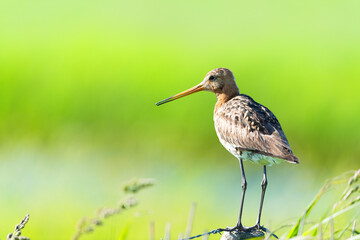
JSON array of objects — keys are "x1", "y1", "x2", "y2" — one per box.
[{"x1": 214, "y1": 86, "x2": 240, "y2": 112}]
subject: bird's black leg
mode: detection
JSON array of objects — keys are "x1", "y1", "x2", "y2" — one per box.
[
  {"x1": 218, "y1": 157, "x2": 247, "y2": 233},
  {"x1": 236, "y1": 157, "x2": 247, "y2": 230},
  {"x1": 255, "y1": 165, "x2": 267, "y2": 229}
]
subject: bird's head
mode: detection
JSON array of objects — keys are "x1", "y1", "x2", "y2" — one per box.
[{"x1": 156, "y1": 68, "x2": 239, "y2": 106}]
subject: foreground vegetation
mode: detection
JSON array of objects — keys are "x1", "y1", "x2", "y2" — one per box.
[
  {"x1": 161, "y1": 169, "x2": 360, "y2": 239},
  {"x1": 5, "y1": 169, "x2": 358, "y2": 240}
]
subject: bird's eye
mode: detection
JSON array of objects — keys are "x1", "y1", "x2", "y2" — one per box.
[{"x1": 209, "y1": 76, "x2": 215, "y2": 81}]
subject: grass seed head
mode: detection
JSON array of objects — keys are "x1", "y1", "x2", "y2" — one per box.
[
  {"x1": 348, "y1": 169, "x2": 360, "y2": 186},
  {"x1": 123, "y1": 178, "x2": 155, "y2": 193},
  {"x1": 7, "y1": 214, "x2": 30, "y2": 240}
]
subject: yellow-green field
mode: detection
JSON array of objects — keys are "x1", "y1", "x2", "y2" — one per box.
[{"x1": 0, "y1": 0, "x2": 359, "y2": 239}]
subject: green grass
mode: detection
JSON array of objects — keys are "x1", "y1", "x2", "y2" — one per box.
[
  {"x1": 160, "y1": 169, "x2": 360, "y2": 239},
  {"x1": 7, "y1": 169, "x2": 358, "y2": 240}
]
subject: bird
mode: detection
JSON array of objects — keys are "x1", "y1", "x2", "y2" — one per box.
[{"x1": 155, "y1": 68, "x2": 299, "y2": 232}]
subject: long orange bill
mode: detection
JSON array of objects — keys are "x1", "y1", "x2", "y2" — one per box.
[{"x1": 156, "y1": 84, "x2": 205, "y2": 106}]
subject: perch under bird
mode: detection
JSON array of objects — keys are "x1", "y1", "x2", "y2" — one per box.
[{"x1": 156, "y1": 68, "x2": 299, "y2": 232}]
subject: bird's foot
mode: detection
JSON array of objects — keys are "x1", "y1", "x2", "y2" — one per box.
[
  {"x1": 246, "y1": 224, "x2": 279, "y2": 239},
  {"x1": 246, "y1": 223, "x2": 264, "y2": 231},
  {"x1": 218, "y1": 224, "x2": 255, "y2": 233},
  {"x1": 219, "y1": 225, "x2": 267, "y2": 240},
  {"x1": 218, "y1": 224, "x2": 278, "y2": 239},
  {"x1": 218, "y1": 224, "x2": 242, "y2": 232}
]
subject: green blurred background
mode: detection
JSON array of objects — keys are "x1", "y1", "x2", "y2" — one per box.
[{"x1": 0, "y1": 0, "x2": 359, "y2": 239}]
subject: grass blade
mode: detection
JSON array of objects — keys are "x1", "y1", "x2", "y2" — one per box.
[
  {"x1": 202, "y1": 230, "x2": 209, "y2": 240},
  {"x1": 336, "y1": 214, "x2": 359, "y2": 239},
  {"x1": 318, "y1": 223, "x2": 322, "y2": 240},
  {"x1": 347, "y1": 235, "x2": 360, "y2": 240},
  {"x1": 329, "y1": 218, "x2": 334, "y2": 240},
  {"x1": 177, "y1": 233, "x2": 183, "y2": 240},
  {"x1": 164, "y1": 222, "x2": 171, "y2": 240},
  {"x1": 352, "y1": 220, "x2": 357, "y2": 237},
  {"x1": 118, "y1": 221, "x2": 131, "y2": 240},
  {"x1": 149, "y1": 221, "x2": 155, "y2": 240},
  {"x1": 303, "y1": 201, "x2": 360, "y2": 236},
  {"x1": 297, "y1": 213, "x2": 306, "y2": 236},
  {"x1": 287, "y1": 183, "x2": 331, "y2": 238},
  {"x1": 184, "y1": 202, "x2": 196, "y2": 238}
]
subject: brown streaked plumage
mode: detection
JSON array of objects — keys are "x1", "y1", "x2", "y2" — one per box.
[
  {"x1": 156, "y1": 67, "x2": 299, "y2": 233},
  {"x1": 214, "y1": 94, "x2": 298, "y2": 163}
]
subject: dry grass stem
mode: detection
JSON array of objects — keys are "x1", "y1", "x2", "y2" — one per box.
[
  {"x1": 149, "y1": 221, "x2": 155, "y2": 240},
  {"x1": 184, "y1": 202, "x2": 197, "y2": 238},
  {"x1": 318, "y1": 223, "x2": 322, "y2": 240},
  {"x1": 202, "y1": 230, "x2": 209, "y2": 240},
  {"x1": 177, "y1": 232, "x2": 184, "y2": 240},
  {"x1": 329, "y1": 218, "x2": 334, "y2": 240},
  {"x1": 164, "y1": 222, "x2": 171, "y2": 240},
  {"x1": 352, "y1": 220, "x2": 357, "y2": 237}
]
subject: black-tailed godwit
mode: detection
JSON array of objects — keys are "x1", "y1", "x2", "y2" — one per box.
[{"x1": 156, "y1": 68, "x2": 298, "y2": 232}]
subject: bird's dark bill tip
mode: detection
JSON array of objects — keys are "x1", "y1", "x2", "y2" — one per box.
[{"x1": 155, "y1": 97, "x2": 173, "y2": 106}]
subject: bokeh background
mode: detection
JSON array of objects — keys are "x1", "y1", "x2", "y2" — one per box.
[{"x1": 0, "y1": 0, "x2": 359, "y2": 239}]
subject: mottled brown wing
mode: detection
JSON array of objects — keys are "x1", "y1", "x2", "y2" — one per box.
[{"x1": 214, "y1": 94, "x2": 299, "y2": 163}]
